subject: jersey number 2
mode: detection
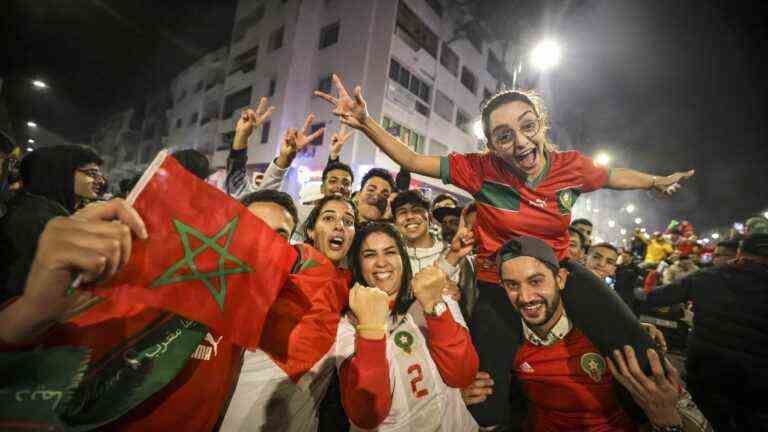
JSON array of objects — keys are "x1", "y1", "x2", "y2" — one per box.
[{"x1": 407, "y1": 364, "x2": 429, "y2": 398}]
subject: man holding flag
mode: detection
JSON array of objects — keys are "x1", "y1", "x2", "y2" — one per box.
[{"x1": 0, "y1": 149, "x2": 347, "y2": 431}]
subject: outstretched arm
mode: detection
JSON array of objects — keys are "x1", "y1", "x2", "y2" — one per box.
[
  {"x1": 606, "y1": 168, "x2": 695, "y2": 196},
  {"x1": 315, "y1": 74, "x2": 440, "y2": 178},
  {"x1": 226, "y1": 97, "x2": 275, "y2": 197}
]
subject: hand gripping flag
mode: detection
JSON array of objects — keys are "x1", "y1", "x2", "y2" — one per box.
[{"x1": 94, "y1": 151, "x2": 298, "y2": 349}]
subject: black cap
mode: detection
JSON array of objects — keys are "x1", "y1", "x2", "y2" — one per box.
[
  {"x1": 741, "y1": 233, "x2": 768, "y2": 257},
  {"x1": 432, "y1": 205, "x2": 462, "y2": 223},
  {"x1": 497, "y1": 236, "x2": 559, "y2": 274}
]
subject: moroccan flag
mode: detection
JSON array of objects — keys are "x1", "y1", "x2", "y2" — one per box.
[{"x1": 94, "y1": 151, "x2": 298, "y2": 349}]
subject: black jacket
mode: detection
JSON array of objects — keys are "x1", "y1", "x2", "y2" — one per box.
[{"x1": 646, "y1": 261, "x2": 768, "y2": 409}]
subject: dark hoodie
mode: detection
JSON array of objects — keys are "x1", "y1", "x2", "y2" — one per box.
[
  {"x1": 0, "y1": 145, "x2": 102, "y2": 302},
  {"x1": 646, "y1": 260, "x2": 768, "y2": 425}
]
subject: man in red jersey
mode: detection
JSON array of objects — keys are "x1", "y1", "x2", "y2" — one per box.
[{"x1": 460, "y1": 236, "x2": 711, "y2": 432}]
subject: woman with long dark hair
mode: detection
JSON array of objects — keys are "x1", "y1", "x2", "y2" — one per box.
[{"x1": 335, "y1": 222, "x2": 479, "y2": 431}]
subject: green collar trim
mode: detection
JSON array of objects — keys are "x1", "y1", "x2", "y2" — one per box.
[{"x1": 526, "y1": 151, "x2": 550, "y2": 189}]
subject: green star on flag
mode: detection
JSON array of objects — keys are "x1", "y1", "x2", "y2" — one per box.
[{"x1": 151, "y1": 216, "x2": 253, "y2": 311}]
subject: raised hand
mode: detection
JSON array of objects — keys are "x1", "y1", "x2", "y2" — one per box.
[
  {"x1": 349, "y1": 283, "x2": 390, "y2": 340},
  {"x1": 276, "y1": 113, "x2": 326, "y2": 168},
  {"x1": 329, "y1": 123, "x2": 353, "y2": 160},
  {"x1": 446, "y1": 225, "x2": 475, "y2": 265},
  {"x1": 412, "y1": 267, "x2": 448, "y2": 314},
  {"x1": 234, "y1": 97, "x2": 276, "y2": 150},
  {"x1": 607, "y1": 346, "x2": 683, "y2": 428},
  {"x1": 313, "y1": 74, "x2": 369, "y2": 130},
  {"x1": 653, "y1": 169, "x2": 695, "y2": 196},
  {"x1": 461, "y1": 372, "x2": 494, "y2": 406}
]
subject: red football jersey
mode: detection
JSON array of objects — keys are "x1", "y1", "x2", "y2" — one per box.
[
  {"x1": 513, "y1": 329, "x2": 636, "y2": 432},
  {"x1": 441, "y1": 150, "x2": 609, "y2": 283}
]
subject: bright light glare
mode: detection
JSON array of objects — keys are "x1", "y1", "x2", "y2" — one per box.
[
  {"x1": 26, "y1": 121, "x2": 37, "y2": 128},
  {"x1": 635, "y1": 217, "x2": 643, "y2": 224},
  {"x1": 27, "y1": 139, "x2": 34, "y2": 144},
  {"x1": 711, "y1": 233, "x2": 720, "y2": 240},
  {"x1": 620, "y1": 229, "x2": 627, "y2": 235},
  {"x1": 626, "y1": 204, "x2": 636, "y2": 213},
  {"x1": 530, "y1": 40, "x2": 562, "y2": 71},
  {"x1": 26, "y1": 147, "x2": 33, "y2": 152},
  {"x1": 734, "y1": 222, "x2": 744, "y2": 231},
  {"x1": 608, "y1": 220, "x2": 616, "y2": 228},
  {"x1": 595, "y1": 153, "x2": 611, "y2": 166},
  {"x1": 764, "y1": 211, "x2": 768, "y2": 219},
  {"x1": 641, "y1": 228, "x2": 647, "y2": 233},
  {"x1": 593, "y1": 208, "x2": 600, "y2": 213},
  {"x1": 472, "y1": 119, "x2": 485, "y2": 141},
  {"x1": 32, "y1": 80, "x2": 48, "y2": 89}
]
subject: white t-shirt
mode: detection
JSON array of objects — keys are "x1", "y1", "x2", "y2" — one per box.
[
  {"x1": 219, "y1": 349, "x2": 336, "y2": 432},
  {"x1": 335, "y1": 297, "x2": 478, "y2": 432}
]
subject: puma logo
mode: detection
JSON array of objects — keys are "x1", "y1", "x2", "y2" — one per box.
[{"x1": 191, "y1": 333, "x2": 224, "y2": 361}]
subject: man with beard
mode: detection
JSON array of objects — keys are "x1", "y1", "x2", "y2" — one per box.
[
  {"x1": 461, "y1": 236, "x2": 711, "y2": 431},
  {"x1": 571, "y1": 218, "x2": 595, "y2": 249},
  {"x1": 433, "y1": 204, "x2": 462, "y2": 243}
]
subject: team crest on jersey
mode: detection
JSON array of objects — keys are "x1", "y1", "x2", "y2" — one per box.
[
  {"x1": 580, "y1": 352, "x2": 606, "y2": 382},
  {"x1": 556, "y1": 188, "x2": 581, "y2": 214},
  {"x1": 394, "y1": 331, "x2": 414, "y2": 354}
]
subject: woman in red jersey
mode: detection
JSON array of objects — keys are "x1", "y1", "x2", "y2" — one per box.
[{"x1": 316, "y1": 74, "x2": 693, "y2": 428}]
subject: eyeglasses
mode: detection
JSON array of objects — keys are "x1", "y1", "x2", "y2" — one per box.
[
  {"x1": 491, "y1": 119, "x2": 541, "y2": 146},
  {"x1": 77, "y1": 168, "x2": 105, "y2": 180}
]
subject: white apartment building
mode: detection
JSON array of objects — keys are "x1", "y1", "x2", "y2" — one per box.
[{"x1": 190, "y1": 0, "x2": 515, "y2": 198}]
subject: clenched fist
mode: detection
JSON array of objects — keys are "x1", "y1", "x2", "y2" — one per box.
[
  {"x1": 412, "y1": 267, "x2": 447, "y2": 314},
  {"x1": 349, "y1": 283, "x2": 389, "y2": 328}
]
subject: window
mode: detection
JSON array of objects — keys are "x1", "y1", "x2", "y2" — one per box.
[
  {"x1": 260, "y1": 121, "x2": 271, "y2": 144},
  {"x1": 456, "y1": 109, "x2": 470, "y2": 134},
  {"x1": 189, "y1": 112, "x2": 199, "y2": 126},
  {"x1": 268, "y1": 78, "x2": 277, "y2": 97},
  {"x1": 483, "y1": 87, "x2": 493, "y2": 101},
  {"x1": 319, "y1": 21, "x2": 340, "y2": 49},
  {"x1": 425, "y1": 0, "x2": 443, "y2": 17},
  {"x1": 382, "y1": 117, "x2": 425, "y2": 153},
  {"x1": 415, "y1": 101, "x2": 430, "y2": 117},
  {"x1": 395, "y1": 2, "x2": 438, "y2": 58},
  {"x1": 460, "y1": 67, "x2": 477, "y2": 94},
  {"x1": 269, "y1": 26, "x2": 284, "y2": 52},
  {"x1": 194, "y1": 81, "x2": 204, "y2": 93},
  {"x1": 229, "y1": 45, "x2": 258, "y2": 75},
  {"x1": 440, "y1": 42, "x2": 459, "y2": 76},
  {"x1": 433, "y1": 90, "x2": 454, "y2": 122},
  {"x1": 222, "y1": 86, "x2": 252, "y2": 119},
  {"x1": 232, "y1": 6, "x2": 265, "y2": 43},
  {"x1": 317, "y1": 74, "x2": 332, "y2": 93},
  {"x1": 388, "y1": 58, "x2": 431, "y2": 104},
  {"x1": 175, "y1": 118, "x2": 182, "y2": 129}
]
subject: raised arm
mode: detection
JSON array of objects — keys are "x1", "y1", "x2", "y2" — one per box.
[
  {"x1": 226, "y1": 97, "x2": 275, "y2": 197},
  {"x1": 315, "y1": 74, "x2": 440, "y2": 178},
  {"x1": 606, "y1": 167, "x2": 695, "y2": 196}
]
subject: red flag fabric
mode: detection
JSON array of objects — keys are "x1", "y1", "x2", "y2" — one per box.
[
  {"x1": 258, "y1": 243, "x2": 351, "y2": 383},
  {"x1": 94, "y1": 153, "x2": 298, "y2": 349}
]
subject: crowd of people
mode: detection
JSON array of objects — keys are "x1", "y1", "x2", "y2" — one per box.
[{"x1": 1, "y1": 75, "x2": 766, "y2": 431}]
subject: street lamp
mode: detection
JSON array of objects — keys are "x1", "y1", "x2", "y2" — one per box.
[
  {"x1": 764, "y1": 211, "x2": 768, "y2": 219},
  {"x1": 27, "y1": 139, "x2": 34, "y2": 144},
  {"x1": 595, "y1": 152, "x2": 611, "y2": 166},
  {"x1": 620, "y1": 228, "x2": 627, "y2": 236},
  {"x1": 26, "y1": 121, "x2": 37, "y2": 128},
  {"x1": 608, "y1": 220, "x2": 616, "y2": 228},
  {"x1": 32, "y1": 80, "x2": 48, "y2": 89},
  {"x1": 625, "y1": 204, "x2": 636, "y2": 214},
  {"x1": 711, "y1": 233, "x2": 720, "y2": 240},
  {"x1": 635, "y1": 217, "x2": 643, "y2": 224},
  {"x1": 530, "y1": 40, "x2": 562, "y2": 71}
]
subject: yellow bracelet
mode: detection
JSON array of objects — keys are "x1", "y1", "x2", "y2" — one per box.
[{"x1": 356, "y1": 324, "x2": 387, "y2": 332}]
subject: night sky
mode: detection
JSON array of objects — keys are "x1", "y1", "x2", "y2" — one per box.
[{"x1": 2, "y1": 0, "x2": 767, "y2": 234}]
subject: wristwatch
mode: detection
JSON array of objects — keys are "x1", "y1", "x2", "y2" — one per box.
[{"x1": 425, "y1": 301, "x2": 447, "y2": 317}]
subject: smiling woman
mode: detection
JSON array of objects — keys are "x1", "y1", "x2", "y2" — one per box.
[{"x1": 335, "y1": 222, "x2": 480, "y2": 431}]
